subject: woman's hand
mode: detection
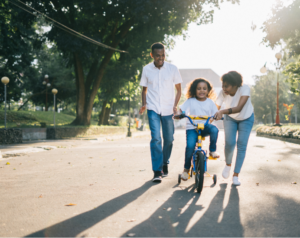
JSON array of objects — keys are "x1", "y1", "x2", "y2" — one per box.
[{"x1": 214, "y1": 111, "x2": 223, "y2": 120}]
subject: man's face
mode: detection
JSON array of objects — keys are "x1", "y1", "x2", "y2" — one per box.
[{"x1": 150, "y1": 48, "x2": 165, "y2": 67}]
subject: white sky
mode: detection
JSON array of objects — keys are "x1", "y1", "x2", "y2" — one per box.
[{"x1": 168, "y1": 0, "x2": 293, "y2": 85}]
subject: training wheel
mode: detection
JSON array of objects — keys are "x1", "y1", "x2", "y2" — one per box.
[
  {"x1": 178, "y1": 174, "x2": 181, "y2": 184},
  {"x1": 213, "y1": 174, "x2": 217, "y2": 184}
]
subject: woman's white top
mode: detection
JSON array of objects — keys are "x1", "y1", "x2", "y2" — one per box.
[
  {"x1": 180, "y1": 98, "x2": 218, "y2": 130},
  {"x1": 215, "y1": 85, "x2": 253, "y2": 121}
]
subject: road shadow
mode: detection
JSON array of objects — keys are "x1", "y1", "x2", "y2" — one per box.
[
  {"x1": 25, "y1": 181, "x2": 153, "y2": 237},
  {"x1": 121, "y1": 183, "x2": 243, "y2": 237}
]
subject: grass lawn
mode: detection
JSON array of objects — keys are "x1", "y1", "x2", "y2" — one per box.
[{"x1": 0, "y1": 110, "x2": 98, "y2": 128}]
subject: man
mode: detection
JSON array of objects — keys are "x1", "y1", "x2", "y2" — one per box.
[{"x1": 139, "y1": 42, "x2": 182, "y2": 183}]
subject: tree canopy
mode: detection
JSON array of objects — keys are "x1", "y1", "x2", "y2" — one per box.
[
  {"x1": 262, "y1": 0, "x2": 300, "y2": 54},
  {"x1": 0, "y1": 0, "x2": 42, "y2": 103},
  {"x1": 25, "y1": 0, "x2": 239, "y2": 125}
]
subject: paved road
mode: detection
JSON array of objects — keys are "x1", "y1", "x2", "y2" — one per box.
[{"x1": 0, "y1": 129, "x2": 300, "y2": 237}]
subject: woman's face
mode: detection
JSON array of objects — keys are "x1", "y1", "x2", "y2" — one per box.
[
  {"x1": 222, "y1": 81, "x2": 237, "y2": 96},
  {"x1": 196, "y1": 82, "x2": 209, "y2": 101}
]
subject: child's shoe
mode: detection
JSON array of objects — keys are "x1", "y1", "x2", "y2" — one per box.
[
  {"x1": 181, "y1": 172, "x2": 189, "y2": 181},
  {"x1": 210, "y1": 151, "x2": 220, "y2": 159}
]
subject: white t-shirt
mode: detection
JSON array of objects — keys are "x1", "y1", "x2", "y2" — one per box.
[
  {"x1": 180, "y1": 98, "x2": 218, "y2": 130},
  {"x1": 140, "y1": 61, "x2": 182, "y2": 116},
  {"x1": 215, "y1": 85, "x2": 253, "y2": 120}
]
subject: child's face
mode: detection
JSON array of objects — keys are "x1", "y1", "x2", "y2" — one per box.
[{"x1": 196, "y1": 82, "x2": 209, "y2": 101}]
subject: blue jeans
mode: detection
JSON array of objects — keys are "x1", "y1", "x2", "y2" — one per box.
[
  {"x1": 147, "y1": 110, "x2": 174, "y2": 172},
  {"x1": 223, "y1": 113, "x2": 254, "y2": 174},
  {"x1": 184, "y1": 124, "x2": 219, "y2": 170}
]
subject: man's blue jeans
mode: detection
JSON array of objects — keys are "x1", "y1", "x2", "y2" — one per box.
[
  {"x1": 147, "y1": 110, "x2": 174, "y2": 172},
  {"x1": 184, "y1": 124, "x2": 219, "y2": 170},
  {"x1": 223, "y1": 113, "x2": 254, "y2": 174}
]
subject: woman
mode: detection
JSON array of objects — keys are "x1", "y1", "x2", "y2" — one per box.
[{"x1": 214, "y1": 71, "x2": 254, "y2": 186}]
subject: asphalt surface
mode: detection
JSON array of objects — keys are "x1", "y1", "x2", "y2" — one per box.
[{"x1": 0, "y1": 129, "x2": 300, "y2": 237}]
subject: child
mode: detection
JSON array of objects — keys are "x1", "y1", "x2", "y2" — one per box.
[{"x1": 178, "y1": 78, "x2": 219, "y2": 181}]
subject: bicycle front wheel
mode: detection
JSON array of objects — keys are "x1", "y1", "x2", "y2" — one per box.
[{"x1": 195, "y1": 151, "x2": 205, "y2": 193}]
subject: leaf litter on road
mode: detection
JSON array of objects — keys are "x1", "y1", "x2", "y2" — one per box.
[
  {"x1": 127, "y1": 233, "x2": 135, "y2": 237},
  {"x1": 127, "y1": 219, "x2": 136, "y2": 222},
  {"x1": 65, "y1": 203, "x2": 76, "y2": 206}
]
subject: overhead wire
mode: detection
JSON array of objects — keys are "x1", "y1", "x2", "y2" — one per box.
[{"x1": 7, "y1": 0, "x2": 128, "y2": 53}]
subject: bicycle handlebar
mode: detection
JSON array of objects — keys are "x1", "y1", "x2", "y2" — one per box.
[{"x1": 174, "y1": 112, "x2": 223, "y2": 128}]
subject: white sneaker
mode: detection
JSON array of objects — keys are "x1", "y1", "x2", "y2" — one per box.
[
  {"x1": 232, "y1": 176, "x2": 241, "y2": 186},
  {"x1": 222, "y1": 165, "x2": 231, "y2": 179}
]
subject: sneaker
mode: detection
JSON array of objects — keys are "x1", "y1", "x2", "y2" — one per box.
[
  {"x1": 162, "y1": 165, "x2": 168, "y2": 177},
  {"x1": 152, "y1": 171, "x2": 162, "y2": 183},
  {"x1": 232, "y1": 176, "x2": 241, "y2": 186},
  {"x1": 181, "y1": 172, "x2": 189, "y2": 181},
  {"x1": 222, "y1": 165, "x2": 231, "y2": 179}
]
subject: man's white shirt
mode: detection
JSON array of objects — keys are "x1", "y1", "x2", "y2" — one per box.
[{"x1": 140, "y1": 61, "x2": 182, "y2": 116}]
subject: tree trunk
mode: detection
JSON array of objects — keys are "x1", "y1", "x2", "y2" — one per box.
[
  {"x1": 98, "y1": 100, "x2": 107, "y2": 126},
  {"x1": 71, "y1": 21, "x2": 132, "y2": 126},
  {"x1": 71, "y1": 53, "x2": 86, "y2": 125},
  {"x1": 103, "y1": 101, "x2": 113, "y2": 125}
]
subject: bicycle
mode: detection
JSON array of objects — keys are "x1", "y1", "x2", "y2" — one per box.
[{"x1": 174, "y1": 112, "x2": 221, "y2": 193}]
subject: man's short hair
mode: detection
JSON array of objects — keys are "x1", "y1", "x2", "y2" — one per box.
[{"x1": 151, "y1": 42, "x2": 165, "y2": 52}]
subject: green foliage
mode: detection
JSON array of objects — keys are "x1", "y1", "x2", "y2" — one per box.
[
  {"x1": 262, "y1": 0, "x2": 300, "y2": 54},
  {"x1": 21, "y1": 45, "x2": 76, "y2": 107},
  {"x1": 0, "y1": 0, "x2": 42, "y2": 103},
  {"x1": 283, "y1": 60, "x2": 300, "y2": 94},
  {"x1": 251, "y1": 71, "x2": 291, "y2": 124}
]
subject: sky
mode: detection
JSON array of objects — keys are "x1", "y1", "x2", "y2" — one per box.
[{"x1": 167, "y1": 0, "x2": 293, "y2": 85}]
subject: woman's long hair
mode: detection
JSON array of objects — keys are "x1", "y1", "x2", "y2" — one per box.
[{"x1": 185, "y1": 78, "x2": 216, "y2": 100}]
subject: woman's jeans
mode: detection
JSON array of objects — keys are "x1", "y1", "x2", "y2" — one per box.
[
  {"x1": 147, "y1": 110, "x2": 174, "y2": 172},
  {"x1": 223, "y1": 113, "x2": 254, "y2": 174},
  {"x1": 184, "y1": 124, "x2": 219, "y2": 170}
]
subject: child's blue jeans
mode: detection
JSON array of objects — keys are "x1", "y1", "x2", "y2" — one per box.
[{"x1": 184, "y1": 124, "x2": 219, "y2": 170}]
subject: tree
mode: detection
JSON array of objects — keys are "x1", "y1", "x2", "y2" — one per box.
[
  {"x1": 27, "y1": 0, "x2": 238, "y2": 125},
  {"x1": 20, "y1": 45, "x2": 76, "y2": 111},
  {"x1": 251, "y1": 71, "x2": 291, "y2": 124},
  {"x1": 262, "y1": 0, "x2": 300, "y2": 54},
  {"x1": 0, "y1": 0, "x2": 42, "y2": 105}
]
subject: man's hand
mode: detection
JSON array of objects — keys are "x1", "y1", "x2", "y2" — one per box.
[
  {"x1": 214, "y1": 111, "x2": 223, "y2": 120},
  {"x1": 139, "y1": 105, "x2": 146, "y2": 115},
  {"x1": 173, "y1": 106, "x2": 178, "y2": 115}
]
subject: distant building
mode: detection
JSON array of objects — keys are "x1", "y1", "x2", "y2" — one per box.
[{"x1": 179, "y1": 68, "x2": 222, "y2": 95}]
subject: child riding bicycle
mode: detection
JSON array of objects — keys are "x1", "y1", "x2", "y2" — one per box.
[{"x1": 177, "y1": 78, "x2": 220, "y2": 181}]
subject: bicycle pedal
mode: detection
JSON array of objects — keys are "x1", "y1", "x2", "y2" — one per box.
[{"x1": 208, "y1": 156, "x2": 218, "y2": 160}]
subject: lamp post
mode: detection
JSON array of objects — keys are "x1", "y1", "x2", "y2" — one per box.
[
  {"x1": 260, "y1": 52, "x2": 282, "y2": 126},
  {"x1": 1, "y1": 77, "x2": 9, "y2": 129},
  {"x1": 52, "y1": 88, "x2": 58, "y2": 127},
  {"x1": 43, "y1": 75, "x2": 51, "y2": 111}
]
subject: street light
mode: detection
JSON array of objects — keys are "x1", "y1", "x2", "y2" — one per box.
[
  {"x1": 275, "y1": 52, "x2": 282, "y2": 126},
  {"x1": 52, "y1": 88, "x2": 58, "y2": 127},
  {"x1": 43, "y1": 75, "x2": 51, "y2": 111},
  {"x1": 1, "y1": 77, "x2": 9, "y2": 129}
]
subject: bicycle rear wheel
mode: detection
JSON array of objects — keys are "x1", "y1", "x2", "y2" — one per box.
[{"x1": 195, "y1": 151, "x2": 205, "y2": 193}]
